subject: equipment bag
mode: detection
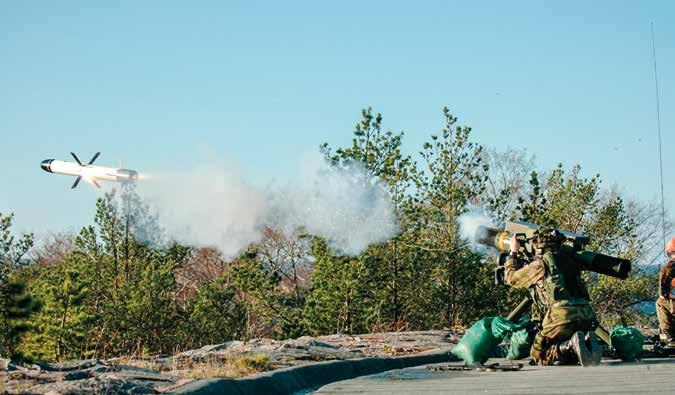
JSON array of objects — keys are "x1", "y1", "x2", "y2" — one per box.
[
  {"x1": 500, "y1": 315, "x2": 535, "y2": 360},
  {"x1": 452, "y1": 317, "x2": 501, "y2": 365},
  {"x1": 506, "y1": 327, "x2": 535, "y2": 360},
  {"x1": 610, "y1": 325, "x2": 644, "y2": 361},
  {"x1": 491, "y1": 316, "x2": 522, "y2": 340}
]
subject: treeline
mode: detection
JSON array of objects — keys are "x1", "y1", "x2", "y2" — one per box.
[{"x1": 0, "y1": 108, "x2": 664, "y2": 362}]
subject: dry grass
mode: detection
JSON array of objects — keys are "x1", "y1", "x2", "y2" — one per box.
[
  {"x1": 183, "y1": 353, "x2": 271, "y2": 379},
  {"x1": 112, "y1": 353, "x2": 272, "y2": 380}
]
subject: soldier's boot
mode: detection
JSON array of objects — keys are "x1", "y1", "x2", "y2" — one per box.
[
  {"x1": 585, "y1": 331, "x2": 602, "y2": 366},
  {"x1": 659, "y1": 333, "x2": 675, "y2": 346},
  {"x1": 558, "y1": 331, "x2": 592, "y2": 367}
]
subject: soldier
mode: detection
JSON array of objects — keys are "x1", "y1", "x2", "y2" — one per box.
[
  {"x1": 656, "y1": 238, "x2": 675, "y2": 344},
  {"x1": 504, "y1": 226, "x2": 601, "y2": 366}
]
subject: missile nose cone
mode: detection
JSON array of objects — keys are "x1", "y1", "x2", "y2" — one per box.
[{"x1": 41, "y1": 159, "x2": 54, "y2": 173}]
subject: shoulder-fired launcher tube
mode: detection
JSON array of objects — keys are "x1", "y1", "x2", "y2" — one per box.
[
  {"x1": 568, "y1": 248, "x2": 631, "y2": 280},
  {"x1": 475, "y1": 225, "x2": 631, "y2": 280}
]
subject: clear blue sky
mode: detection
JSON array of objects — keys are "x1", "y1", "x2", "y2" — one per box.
[{"x1": 1, "y1": 1, "x2": 673, "y2": 242}]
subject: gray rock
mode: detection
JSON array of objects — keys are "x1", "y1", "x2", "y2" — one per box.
[
  {"x1": 33, "y1": 359, "x2": 100, "y2": 372},
  {"x1": 29, "y1": 375, "x2": 157, "y2": 395},
  {"x1": 0, "y1": 330, "x2": 459, "y2": 393}
]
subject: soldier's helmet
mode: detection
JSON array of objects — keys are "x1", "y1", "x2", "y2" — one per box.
[{"x1": 530, "y1": 225, "x2": 564, "y2": 251}]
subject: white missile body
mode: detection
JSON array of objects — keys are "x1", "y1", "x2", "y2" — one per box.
[{"x1": 41, "y1": 152, "x2": 138, "y2": 189}]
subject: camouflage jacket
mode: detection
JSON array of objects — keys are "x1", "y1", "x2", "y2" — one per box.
[
  {"x1": 659, "y1": 260, "x2": 675, "y2": 299},
  {"x1": 505, "y1": 250, "x2": 591, "y2": 321}
]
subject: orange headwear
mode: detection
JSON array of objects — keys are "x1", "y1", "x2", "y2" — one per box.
[{"x1": 667, "y1": 238, "x2": 675, "y2": 254}]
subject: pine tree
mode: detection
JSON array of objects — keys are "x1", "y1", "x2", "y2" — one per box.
[
  {"x1": 304, "y1": 239, "x2": 372, "y2": 335},
  {"x1": 231, "y1": 250, "x2": 305, "y2": 339},
  {"x1": 64, "y1": 187, "x2": 189, "y2": 357},
  {"x1": 411, "y1": 108, "x2": 488, "y2": 328},
  {"x1": 186, "y1": 276, "x2": 245, "y2": 347},
  {"x1": 0, "y1": 212, "x2": 40, "y2": 359},
  {"x1": 124, "y1": 253, "x2": 183, "y2": 356},
  {"x1": 24, "y1": 263, "x2": 91, "y2": 362},
  {"x1": 319, "y1": 107, "x2": 415, "y2": 331}
]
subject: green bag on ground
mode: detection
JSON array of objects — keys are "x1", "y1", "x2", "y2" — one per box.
[
  {"x1": 491, "y1": 316, "x2": 522, "y2": 340},
  {"x1": 452, "y1": 317, "x2": 500, "y2": 365},
  {"x1": 610, "y1": 325, "x2": 644, "y2": 361},
  {"x1": 505, "y1": 316, "x2": 535, "y2": 360},
  {"x1": 506, "y1": 327, "x2": 535, "y2": 360}
]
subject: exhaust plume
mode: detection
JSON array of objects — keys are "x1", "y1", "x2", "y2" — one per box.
[
  {"x1": 457, "y1": 207, "x2": 498, "y2": 250},
  {"x1": 137, "y1": 153, "x2": 399, "y2": 257}
]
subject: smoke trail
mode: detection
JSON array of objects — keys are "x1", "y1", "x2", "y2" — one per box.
[
  {"x1": 268, "y1": 155, "x2": 398, "y2": 255},
  {"x1": 137, "y1": 153, "x2": 399, "y2": 257},
  {"x1": 139, "y1": 163, "x2": 268, "y2": 257},
  {"x1": 457, "y1": 207, "x2": 497, "y2": 250}
]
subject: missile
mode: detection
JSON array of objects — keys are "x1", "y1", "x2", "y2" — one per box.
[{"x1": 40, "y1": 152, "x2": 139, "y2": 189}]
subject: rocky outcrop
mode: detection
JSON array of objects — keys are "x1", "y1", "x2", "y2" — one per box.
[
  {"x1": 0, "y1": 360, "x2": 188, "y2": 394},
  {"x1": 166, "y1": 330, "x2": 458, "y2": 370},
  {"x1": 0, "y1": 330, "x2": 458, "y2": 394}
]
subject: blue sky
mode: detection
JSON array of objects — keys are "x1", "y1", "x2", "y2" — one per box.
[{"x1": 1, "y1": 1, "x2": 673, "y2": 243}]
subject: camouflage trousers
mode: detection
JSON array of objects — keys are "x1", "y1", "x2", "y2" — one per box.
[
  {"x1": 530, "y1": 301, "x2": 596, "y2": 366},
  {"x1": 656, "y1": 297, "x2": 674, "y2": 339}
]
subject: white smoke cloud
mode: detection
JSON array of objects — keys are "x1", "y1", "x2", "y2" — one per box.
[
  {"x1": 457, "y1": 207, "x2": 498, "y2": 250},
  {"x1": 137, "y1": 153, "x2": 399, "y2": 257}
]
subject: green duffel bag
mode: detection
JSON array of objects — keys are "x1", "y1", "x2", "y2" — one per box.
[
  {"x1": 505, "y1": 316, "x2": 535, "y2": 360},
  {"x1": 491, "y1": 316, "x2": 522, "y2": 340},
  {"x1": 506, "y1": 327, "x2": 535, "y2": 360},
  {"x1": 610, "y1": 325, "x2": 644, "y2": 361},
  {"x1": 452, "y1": 317, "x2": 500, "y2": 365}
]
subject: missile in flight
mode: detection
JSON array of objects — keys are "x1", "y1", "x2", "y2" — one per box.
[{"x1": 40, "y1": 152, "x2": 139, "y2": 189}]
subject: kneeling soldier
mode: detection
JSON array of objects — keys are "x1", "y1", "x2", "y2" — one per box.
[{"x1": 504, "y1": 226, "x2": 601, "y2": 366}]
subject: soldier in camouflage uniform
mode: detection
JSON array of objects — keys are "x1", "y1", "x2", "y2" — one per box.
[
  {"x1": 656, "y1": 238, "x2": 675, "y2": 343},
  {"x1": 504, "y1": 226, "x2": 601, "y2": 366}
]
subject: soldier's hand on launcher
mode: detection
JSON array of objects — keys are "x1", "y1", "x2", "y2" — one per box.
[{"x1": 510, "y1": 237, "x2": 520, "y2": 254}]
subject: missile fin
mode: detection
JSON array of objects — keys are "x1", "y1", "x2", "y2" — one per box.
[
  {"x1": 71, "y1": 176, "x2": 82, "y2": 189},
  {"x1": 91, "y1": 179, "x2": 102, "y2": 189},
  {"x1": 88, "y1": 152, "x2": 101, "y2": 165},
  {"x1": 70, "y1": 152, "x2": 83, "y2": 166}
]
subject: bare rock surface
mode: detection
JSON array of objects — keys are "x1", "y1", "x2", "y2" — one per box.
[
  {"x1": 170, "y1": 330, "x2": 458, "y2": 368},
  {"x1": 0, "y1": 360, "x2": 186, "y2": 394},
  {"x1": 0, "y1": 330, "x2": 458, "y2": 394}
]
